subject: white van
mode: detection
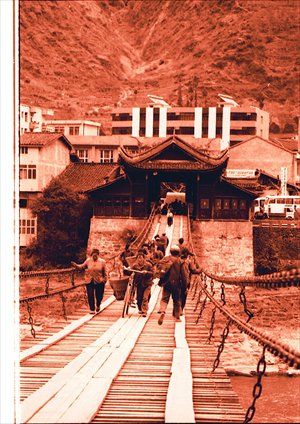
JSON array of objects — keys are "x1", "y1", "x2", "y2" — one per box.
[{"x1": 264, "y1": 195, "x2": 300, "y2": 219}]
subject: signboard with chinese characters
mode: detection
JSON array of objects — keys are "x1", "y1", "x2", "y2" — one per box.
[
  {"x1": 225, "y1": 169, "x2": 256, "y2": 178},
  {"x1": 280, "y1": 166, "x2": 287, "y2": 195}
]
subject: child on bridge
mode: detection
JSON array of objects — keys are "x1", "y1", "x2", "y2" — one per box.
[{"x1": 71, "y1": 248, "x2": 107, "y2": 314}]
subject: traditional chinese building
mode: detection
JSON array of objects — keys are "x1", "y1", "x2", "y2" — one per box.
[{"x1": 61, "y1": 135, "x2": 257, "y2": 220}]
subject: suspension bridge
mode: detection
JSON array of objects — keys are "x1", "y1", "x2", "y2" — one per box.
[{"x1": 19, "y1": 211, "x2": 300, "y2": 424}]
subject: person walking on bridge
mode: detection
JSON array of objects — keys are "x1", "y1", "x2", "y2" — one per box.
[
  {"x1": 71, "y1": 248, "x2": 107, "y2": 314},
  {"x1": 157, "y1": 245, "x2": 187, "y2": 325},
  {"x1": 126, "y1": 251, "x2": 154, "y2": 317},
  {"x1": 180, "y1": 247, "x2": 201, "y2": 313}
]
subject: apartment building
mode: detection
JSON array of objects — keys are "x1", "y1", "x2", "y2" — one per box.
[
  {"x1": 44, "y1": 120, "x2": 102, "y2": 136},
  {"x1": 20, "y1": 104, "x2": 54, "y2": 134},
  {"x1": 68, "y1": 135, "x2": 139, "y2": 163},
  {"x1": 111, "y1": 95, "x2": 269, "y2": 146},
  {"x1": 19, "y1": 133, "x2": 72, "y2": 246}
]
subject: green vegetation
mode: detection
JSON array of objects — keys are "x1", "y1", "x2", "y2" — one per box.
[{"x1": 24, "y1": 179, "x2": 92, "y2": 269}]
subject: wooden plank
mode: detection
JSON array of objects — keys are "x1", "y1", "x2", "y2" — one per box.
[
  {"x1": 20, "y1": 295, "x2": 115, "y2": 362},
  {"x1": 57, "y1": 378, "x2": 113, "y2": 423}
]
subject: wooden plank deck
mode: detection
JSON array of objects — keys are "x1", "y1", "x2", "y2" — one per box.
[{"x1": 19, "y1": 215, "x2": 245, "y2": 423}]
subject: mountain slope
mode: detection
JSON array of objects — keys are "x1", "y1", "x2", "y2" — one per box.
[{"x1": 20, "y1": 0, "x2": 300, "y2": 130}]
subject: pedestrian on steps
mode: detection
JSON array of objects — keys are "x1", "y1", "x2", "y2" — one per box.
[
  {"x1": 71, "y1": 248, "x2": 107, "y2": 314},
  {"x1": 157, "y1": 245, "x2": 187, "y2": 325}
]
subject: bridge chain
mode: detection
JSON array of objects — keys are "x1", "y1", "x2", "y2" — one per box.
[
  {"x1": 220, "y1": 282, "x2": 226, "y2": 305},
  {"x1": 25, "y1": 301, "x2": 36, "y2": 339},
  {"x1": 244, "y1": 346, "x2": 267, "y2": 424},
  {"x1": 203, "y1": 267, "x2": 300, "y2": 289},
  {"x1": 195, "y1": 294, "x2": 207, "y2": 324},
  {"x1": 207, "y1": 306, "x2": 217, "y2": 343},
  {"x1": 191, "y1": 276, "x2": 199, "y2": 300},
  {"x1": 196, "y1": 275, "x2": 300, "y2": 369},
  {"x1": 45, "y1": 276, "x2": 50, "y2": 295},
  {"x1": 60, "y1": 292, "x2": 68, "y2": 321},
  {"x1": 212, "y1": 319, "x2": 232, "y2": 372},
  {"x1": 19, "y1": 207, "x2": 157, "y2": 338},
  {"x1": 239, "y1": 287, "x2": 254, "y2": 322}
]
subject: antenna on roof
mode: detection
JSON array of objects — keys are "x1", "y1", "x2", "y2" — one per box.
[
  {"x1": 217, "y1": 94, "x2": 239, "y2": 107},
  {"x1": 147, "y1": 94, "x2": 170, "y2": 107}
]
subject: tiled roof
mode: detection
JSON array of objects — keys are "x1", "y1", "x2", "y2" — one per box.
[
  {"x1": 57, "y1": 163, "x2": 120, "y2": 192},
  {"x1": 223, "y1": 169, "x2": 300, "y2": 194},
  {"x1": 270, "y1": 136, "x2": 298, "y2": 152},
  {"x1": 20, "y1": 133, "x2": 72, "y2": 150},
  {"x1": 67, "y1": 135, "x2": 139, "y2": 147},
  {"x1": 230, "y1": 135, "x2": 295, "y2": 153},
  {"x1": 119, "y1": 135, "x2": 228, "y2": 171}
]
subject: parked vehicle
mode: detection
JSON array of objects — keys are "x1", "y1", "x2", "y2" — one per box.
[{"x1": 264, "y1": 195, "x2": 300, "y2": 219}]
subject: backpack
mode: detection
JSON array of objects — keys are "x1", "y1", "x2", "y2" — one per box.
[{"x1": 158, "y1": 256, "x2": 174, "y2": 287}]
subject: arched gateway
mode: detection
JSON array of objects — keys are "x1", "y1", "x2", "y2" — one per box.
[{"x1": 86, "y1": 136, "x2": 256, "y2": 220}]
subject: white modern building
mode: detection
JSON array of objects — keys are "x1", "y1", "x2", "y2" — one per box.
[
  {"x1": 20, "y1": 104, "x2": 55, "y2": 134},
  {"x1": 111, "y1": 95, "x2": 269, "y2": 146},
  {"x1": 44, "y1": 120, "x2": 102, "y2": 136}
]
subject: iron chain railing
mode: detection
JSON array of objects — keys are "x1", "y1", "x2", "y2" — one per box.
[
  {"x1": 244, "y1": 346, "x2": 267, "y2": 423},
  {"x1": 207, "y1": 306, "x2": 217, "y2": 343},
  {"x1": 212, "y1": 319, "x2": 232, "y2": 372},
  {"x1": 239, "y1": 287, "x2": 254, "y2": 322}
]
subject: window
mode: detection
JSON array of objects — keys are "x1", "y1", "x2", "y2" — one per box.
[
  {"x1": 20, "y1": 147, "x2": 28, "y2": 154},
  {"x1": 179, "y1": 112, "x2": 194, "y2": 120},
  {"x1": 100, "y1": 149, "x2": 114, "y2": 163},
  {"x1": 112, "y1": 127, "x2": 132, "y2": 135},
  {"x1": 24, "y1": 112, "x2": 29, "y2": 122},
  {"x1": 54, "y1": 126, "x2": 65, "y2": 133},
  {"x1": 179, "y1": 127, "x2": 194, "y2": 135},
  {"x1": 200, "y1": 199, "x2": 210, "y2": 209},
  {"x1": 19, "y1": 199, "x2": 28, "y2": 208},
  {"x1": 112, "y1": 113, "x2": 132, "y2": 121},
  {"x1": 215, "y1": 199, "x2": 222, "y2": 210},
  {"x1": 223, "y1": 199, "x2": 230, "y2": 210},
  {"x1": 240, "y1": 200, "x2": 246, "y2": 210},
  {"x1": 69, "y1": 126, "x2": 80, "y2": 135},
  {"x1": 20, "y1": 219, "x2": 36, "y2": 235},
  {"x1": 232, "y1": 199, "x2": 238, "y2": 210},
  {"x1": 19, "y1": 164, "x2": 36, "y2": 179},
  {"x1": 75, "y1": 149, "x2": 88, "y2": 163}
]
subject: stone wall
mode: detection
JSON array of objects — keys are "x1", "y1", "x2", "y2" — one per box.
[
  {"x1": 87, "y1": 217, "x2": 146, "y2": 259},
  {"x1": 192, "y1": 221, "x2": 253, "y2": 276}
]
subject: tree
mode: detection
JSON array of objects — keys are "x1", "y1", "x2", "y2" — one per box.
[
  {"x1": 269, "y1": 122, "x2": 280, "y2": 134},
  {"x1": 29, "y1": 179, "x2": 92, "y2": 266},
  {"x1": 283, "y1": 123, "x2": 295, "y2": 133}
]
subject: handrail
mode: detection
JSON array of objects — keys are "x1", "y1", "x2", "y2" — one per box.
[
  {"x1": 196, "y1": 274, "x2": 300, "y2": 369},
  {"x1": 186, "y1": 207, "x2": 300, "y2": 369}
]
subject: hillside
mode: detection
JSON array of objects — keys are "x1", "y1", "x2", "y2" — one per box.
[{"x1": 20, "y1": 0, "x2": 300, "y2": 132}]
